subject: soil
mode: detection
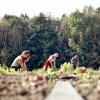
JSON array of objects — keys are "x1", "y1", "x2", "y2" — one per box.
[
  {"x1": 0, "y1": 72, "x2": 54, "y2": 100},
  {"x1": 70, "y1": 72, "x2": 100, "y2": 100},
  {"x1": 0, "y1": 71, "x2": 100, "y2": 100}
]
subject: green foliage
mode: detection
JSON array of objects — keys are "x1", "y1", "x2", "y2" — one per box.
[
  {"x1": 27, "y1": 13, "x2": 58, "y2": 68},
  {"x1": 0, "y1": 6, "x2": 100, "y2": 69},
  {"x1": 0, "y1": 49, "x2": 9, "y2": 64},
  {"x1": 0, "y1": 65, "x2": 99, "y2": 81},
  {"x1": 46, "y1": 68, "x2": 58, "y2": 80},
  {"x1": 60, "y1": 62, "x2": 72, "y2": 74},
  {"x1": 32, "y1": 68, "x2": 46, "y2": 76},
  {"x1": 32, "y1": 67, "x2": 58, "y2": 80},
  {"x1": 0, "y1": 66, "x2": 20, "y2": 75}
]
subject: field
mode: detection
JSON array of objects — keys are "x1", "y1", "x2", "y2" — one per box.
[
  {"x1": 0, "y1": 65, "x2": 100, "y2": 100},
  {"x1": 70, "y1": 70, "x2": 100, "y2": 100}
]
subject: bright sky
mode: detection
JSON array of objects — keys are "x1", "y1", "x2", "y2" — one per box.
[{"x1": 0, "y1": 0, "x2": 100, "y2": 18}]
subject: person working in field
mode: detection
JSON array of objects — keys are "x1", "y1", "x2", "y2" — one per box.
[
  {"x1": 11, "y1": 50, "x2": 30, "y2": 71},
  {"x1": 70, "y1": 54, "x2": 79, "y2": 70},
  {"x1": 44, "y1": 53, "x2": 59, "y2": 71}
]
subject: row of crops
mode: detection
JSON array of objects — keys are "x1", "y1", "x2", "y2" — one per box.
[{"x1": 0, "y1": 63, "x2": 100, "y2": 100}]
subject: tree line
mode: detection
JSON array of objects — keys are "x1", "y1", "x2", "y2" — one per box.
[{"x1": 0, "y1": 6, "x2": 100, "y2": 70}]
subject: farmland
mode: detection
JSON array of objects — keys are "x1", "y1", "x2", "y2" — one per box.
[{"x1": 0, "y1": 66, "x2": 100, "y2": 100}]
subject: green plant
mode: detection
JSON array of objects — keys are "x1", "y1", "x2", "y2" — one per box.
[
  {"x1": 0, "y1": 66, "x2": 20, "y2": 75},
  {"x1": 60, "y1": 62, "x2": 72, "y2": 74}
]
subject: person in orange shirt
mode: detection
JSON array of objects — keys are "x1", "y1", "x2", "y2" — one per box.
[{"x1": 44, "y1": 53, "x2": 59, "y2": 71}]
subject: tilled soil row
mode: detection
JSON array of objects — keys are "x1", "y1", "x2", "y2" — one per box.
[
  {"x1": 70, "y1": 74, "x2": 100, "y2": 100},
  {"x1": 0, "y1": 72, "x2": 100, "y2": 100},
  {"x1": 0, "y1": 73, "x2": 54, "y2": 100}
]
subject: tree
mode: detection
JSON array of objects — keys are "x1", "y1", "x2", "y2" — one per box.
[{"x1": 27, "y1": 13, "x2": 58, "y2": 69}]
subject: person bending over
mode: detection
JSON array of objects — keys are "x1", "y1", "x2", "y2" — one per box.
[
  {"x1": 11, "y1": 50, "x2": 30, "y2": 71},
  {"x1": 44, "y1": 53, "x2": 59, "y2": 71},
  {"x1": 70, "y1": 55, "x2": 79, "y2": 70}
]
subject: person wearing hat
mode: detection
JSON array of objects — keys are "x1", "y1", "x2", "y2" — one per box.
[{"x1": 11, "y1": 50, "x2": 30, "y2": 71}]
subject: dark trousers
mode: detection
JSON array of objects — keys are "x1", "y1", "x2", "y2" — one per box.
[{"x1": 11, "y1": 66, "x2": 21, "y2": 71}]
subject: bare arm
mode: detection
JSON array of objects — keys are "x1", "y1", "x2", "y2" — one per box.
[
  {"x1": 23, "y1": 62, "x2": 27, "y2": 70},
  {"x1": 26, "y1": 56, "x2": 30, "y2": 62},
  {"x1": 19, "y1": 59, "x2": 27, "y2": 70},
  {"x1": 52, "y1": 58, "x2": 56, "y2": 67},
  {"x1": 71, "y1": 57, "x2": 74, "y2": 62}
]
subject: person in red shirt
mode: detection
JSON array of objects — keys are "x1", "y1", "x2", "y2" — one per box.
[{"x1": 44, "y1": 53, "x2": 59, "y2": 71}]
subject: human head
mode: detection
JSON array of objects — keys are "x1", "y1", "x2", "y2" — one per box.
[
  {"x1": 53, "y1": 53, "x2": 59, "y2": 58},
  {"x1": 21, "y1": 50, "x2": 30, "y2": 59}
]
